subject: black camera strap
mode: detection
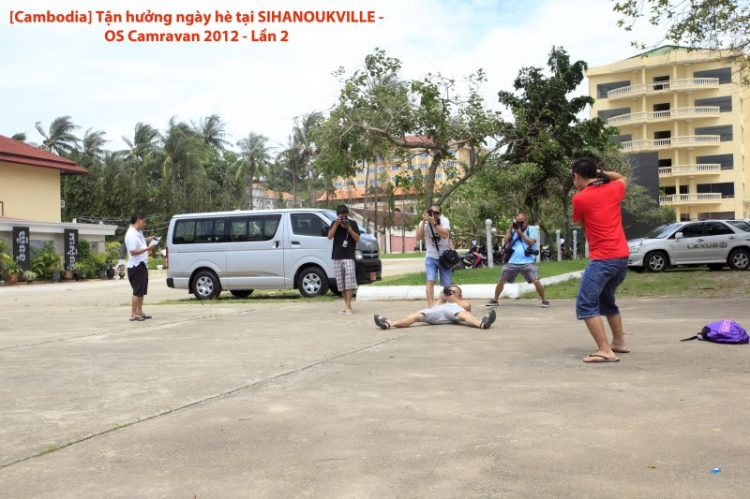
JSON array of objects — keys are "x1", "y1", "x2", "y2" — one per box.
[{"x1": 428, "y1": 222, "x2": 442, "y2": 253}]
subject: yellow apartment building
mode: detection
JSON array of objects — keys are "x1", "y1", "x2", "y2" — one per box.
[
  {"x1": 587, "y1": 46, "x2": 750, "y2": 221},
  {"x1": 324, "y1": 136, "x2": 469, "y2": 211}
]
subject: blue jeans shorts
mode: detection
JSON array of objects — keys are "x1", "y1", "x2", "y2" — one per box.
[
  {"x1": 425, "y1": 257, "x2": 453, "y2": 285},
  {"x1": 576, "y1": 257, "x2": 628, "y2": 319}
]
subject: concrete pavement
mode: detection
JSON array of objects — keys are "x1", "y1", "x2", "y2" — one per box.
[{"x1": 0, "y1": 275, "x2": 749, "y2": 497}]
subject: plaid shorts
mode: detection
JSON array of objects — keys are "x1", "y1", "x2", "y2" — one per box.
[
  {"x1": 500, "y1": 263, "x2": 539, "y2": 284},
  {"x1": 334, "y1": 259, "x2": 357, "y2": 291}
]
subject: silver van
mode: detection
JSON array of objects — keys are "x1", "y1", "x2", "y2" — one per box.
[{"x1": 165, "y1": 209, "x2": 382, "y2": 299}]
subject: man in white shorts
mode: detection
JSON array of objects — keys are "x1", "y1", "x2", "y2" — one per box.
[{"x1": 374, "y1": 285, "x2": 497, "y2": 330}]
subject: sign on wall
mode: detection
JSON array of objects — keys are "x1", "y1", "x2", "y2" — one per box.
[
  {"x1": 64, "y1": 229, "x2": 79, "y2": 272},
  {"x1": 12, "y1": 226, "x2": 31, "y2": 271}
]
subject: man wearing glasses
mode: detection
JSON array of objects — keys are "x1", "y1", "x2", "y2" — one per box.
[{"x1": 416, "y1": 204, "x2": 452, "y2": 307}]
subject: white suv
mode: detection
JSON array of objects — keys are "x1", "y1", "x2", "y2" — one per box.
[{"x1": 628, "y1": 220, "x2": 750, "y2": 272}]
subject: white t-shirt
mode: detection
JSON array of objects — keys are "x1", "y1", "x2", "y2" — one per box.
[
  {"x1": 125, "y1": 226, "x2": 148, "y2": 268},
  {"x1": 422, "y1": 215, "x2": 451, "y2": 259}
]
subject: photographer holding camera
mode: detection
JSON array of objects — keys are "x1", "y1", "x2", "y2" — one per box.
[
  {"x1": 486, "y1": 212, "x2": 549, "y2": 308},
  {"x1": 571, "y1": 158, "x2": 630, "y2": 364},
  {"x1": 415, "y1": 205, "x2": 455, "y2": 307},
  {"x1": 374, "y1": 285, "x2": 497, "y2": 330},
  {"x1": 327, "y1": 204, "x2": 360, "y2": 315}
]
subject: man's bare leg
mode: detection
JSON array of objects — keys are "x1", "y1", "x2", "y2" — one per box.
[
  {"x1": 135, "y1": 296, "x2": 145, "y2": 317},
  {"x1": 389, "y1": 312, "x2": 426, "y2": 329},
  {"x1": 456, "y1": 311, "x2": 482, "y2": 328},
  {"x1": 583, "y1": 317, "x2": 617, "y2": 361},
  {"x1": 426, "y1": 281, "x2": 435, "y2": 308},
  {"x1": 493, "y1": 280, "x2": 506, "y2": 302},
  {"x1": 607, "y1": 314, "x2": 628, "y2": 352},
  {"x1": 532, "y1": 280, "x2": 546, "y2": 301},
  {"x1": 343, "y1": 289, "x2": 354, "y2": 312},
  {"x1": 131, "y1": 296, "x2": 140, "y2": 319}
]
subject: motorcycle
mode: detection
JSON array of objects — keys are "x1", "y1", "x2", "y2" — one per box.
[
  {"x1": 540, "y1": 245, "x2": 552, "y2": 262},
  {"x1": 454, "y1": 245, "x2": 486, "y2": 269}
]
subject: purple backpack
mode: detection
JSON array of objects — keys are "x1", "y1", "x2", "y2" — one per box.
[{"x1": 682, "y1": 320, "x2": 749, "y2": 344}]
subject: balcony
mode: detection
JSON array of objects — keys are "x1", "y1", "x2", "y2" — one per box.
[
  {"x1": 620, "y1": 135, "x2": 721, "y2": 151},
  {"x1": 658, "y1": 164, "x2": 722, "y2": 177},
  {"x1": 607, "y1": 106, "x2": 721, "y2": 126},
  {"x1": 607, "y1": 78, "x2": 720, "y2": 100},
  {"x1": 659, "y1": 193, "x2": 723, "y2": 205}
]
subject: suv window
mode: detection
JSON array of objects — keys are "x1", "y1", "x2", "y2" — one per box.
[
  {"x1": 679, "y1": 223, "x2": 703, "y2": 239},
  {"x1": 291, "y1": 213, "x2": 327, "y2": 237},
  {"x1": 727, "y1": 220, "x2": 750, "y2": 232},
  {"x1": 705, "y1": 222, "x2": 733, "y2": 236}
]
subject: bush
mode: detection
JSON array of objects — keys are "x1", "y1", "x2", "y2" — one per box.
[{"x1": 148, "y1": 257, "x2": 166, "y2": 270}]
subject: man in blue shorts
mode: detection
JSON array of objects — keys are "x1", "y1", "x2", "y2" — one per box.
[{"x1": 415, "y1": 204, "x2": 452, "y2": 307}]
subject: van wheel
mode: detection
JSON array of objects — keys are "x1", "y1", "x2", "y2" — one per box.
[
  {"x1": 645, "y1": 251, "x2": 668, "y2": 272},
  {"x1": 230, "y1": 290, "x2": 254, "y2": 299},
  {"x1": 193, "y1": 270, "x2": 221, "y2": 300},
  {"x1": 297, "y1": 267, "x2": 329, "y2": 297},
  {"x1": 728, "y1": 249, "x2": 750, "y2": 271},
  {"x1": 707, "y1": 264, "x2": 725, "y2": 271}
]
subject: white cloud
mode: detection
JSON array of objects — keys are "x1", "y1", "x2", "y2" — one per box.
[{"x1": 0, "y1": 0, "x2": 664, "y2": 151}]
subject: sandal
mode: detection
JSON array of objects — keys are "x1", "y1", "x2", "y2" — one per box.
[
  {"x1": 141, "y1": 315, "x2": 153, "y2": 320},
  {"x1": 373, "y1": 315, "x2": 391, "y2": 330},
  {"x1": 583, "y1": 354, "x2": 619, "y2": 363},
  {"x1": 129, "y1": 316, "x2": 146, "y2": 322}
]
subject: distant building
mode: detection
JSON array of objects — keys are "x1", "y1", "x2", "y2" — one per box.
[
  {"x1": 587, "y1": 46, "x2": 750, "y2": 221},
  {"x1": 0, "y1": 136, "x2": 116, "y2": 268},
  {"x1": 248, "y1": 183, "x2": 300, "y2": 209}
]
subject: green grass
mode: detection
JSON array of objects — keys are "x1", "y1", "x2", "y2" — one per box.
[
  {"x1": 153, "y1": 289, "x2": 339, "y2": 305},
  {"x1": 521, "y1": 267, "x2": 750, "y2": 300},
  {"x1": 148, "y1": 257, "x2": 166, "y2": 270},
  {"x1": 380, "y1": 252, "x2": 426, "y2": 259},
  {"x1": 374, "y1": 259, "x2": 589, "y2": 286}
]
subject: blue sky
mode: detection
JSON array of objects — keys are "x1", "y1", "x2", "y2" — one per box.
[{"x1": 0, "y1": 0, "x2": 662, "y2": 152}]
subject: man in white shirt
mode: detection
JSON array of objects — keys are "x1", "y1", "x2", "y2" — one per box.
[
  {"x1": 125, "y1": 213, "x2": 158, "y2": 321},
  {"x1": 415, "y1": 205, "x2": 452, "y2": 307}
]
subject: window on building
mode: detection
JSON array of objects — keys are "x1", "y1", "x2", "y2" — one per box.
[
  {"x1": 447, "y1": 160, "x2": 455, "y2": 167},
  {"x1": 391, "y1": 165, "x2": 399, "y2": 171},
  {"x1": 419, "y1": 152, "x2": 428, "y2": 158},
  {"x1": 658, "y1": 159, "x2": 673, "y2": 167},
  {"x1": 378, "y1": 166, "x2": 386, "y2": 172},
  {"x1": 420, "y1": 163, "x2": 428, "y2": 169},
  {"x1": 368, "y1": 168, "x2": 375, "y2": 174},
  {"x1": 662, "y1": 185, "x2": 688, "y2": 195},
  {"x1": 334, "y1": 182, "x2": 342, "y2": 188},
  {"x1": 695, "y1": 125, "x2": 733, "y2": 142},
  {"x1": 693, "y1": 67, "x2": 732, "y2": 84},
  {"x1": 356, "y1": 169, "x2": 364, "y2": 175},
  {"x1": 653, "y1": 103, "x2": 670, "y2": 112},
  {"x1": 597, "y1": 108, "x2": 631, "y2": 121},
  {"x1": 652, "y1": 75, "x2": 670, "y2": 91},
  {"x1": 695, "y1": 96, "x2": 732, "y2": 112},
  {"x1": 596, "y1": 80, "x2": 630, "y2": 98},
  {"x1": 654, "y1": 130, "x2": 671, "y2": 140},
  {"x1": 357, "y1": 180, "x2": 365, "y2": 186},
  {"x1": 697, "y1": 182, "x2": 735, "y2": 198},
  {"x1": 699, "y1": 212, "x2": 736, "y2": 221},
  {"x1": 696, "y1": 154, "x2": 734, "y2": 170},
  {"x1": 370, "y1": 180, "x2": 376, "y2": 185},
  {"x1": 447, "y1": 149, "x2": 455, "y2": 155},
  {"x1": 610, "y1": 135, "x2": 632, "y2": 144},
  {"x1": 435, "y1": 173, "x2": 443, "y2": 179}
]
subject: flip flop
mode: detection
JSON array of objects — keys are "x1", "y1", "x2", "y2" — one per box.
[
  {"x1": 373, "y1": 315, "x2": 391, "y2": 330},
  {"x1": 338, "y1": 309, "x2": 348, "y2": 314},
  {"x1": 583, "y1": 354, "x2": 619, "y2": 363},
  {"x1": 480, "y1": 309, "x2": 497, "y2": 330},
  {"x1": 612, "y1": 348, "x2": 630, "y2": 354},
  {"x1": 141, "y1": 315, "x2": 153, "y2": 320},
  {"x1": 129, "y1": 316, "x2": 146, "y2": 322}
]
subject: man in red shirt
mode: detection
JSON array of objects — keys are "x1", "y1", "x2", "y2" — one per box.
[{"x1": 571, "y1": 158, "x2": 630, "y2": 363}]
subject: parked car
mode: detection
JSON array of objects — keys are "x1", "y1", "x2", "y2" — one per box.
[
  {"x1": 165, "y1": 209, "x2": 382, "y2": 299},
  {"x1": 627, "y1": 220, "x2": 750, "y2": 272}
]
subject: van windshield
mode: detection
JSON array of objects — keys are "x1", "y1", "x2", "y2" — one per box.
[{"x1": 643, "y1": 223, "x2": 680, "y2": 239}]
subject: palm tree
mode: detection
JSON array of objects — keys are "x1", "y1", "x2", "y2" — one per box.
[
  {"x1": 395, "y1": 174, "x2": 413, "y2": 253},
  {"x1": 11, "y1": 133, "x2": 26, "y2": 142},
  {"x1": 278, "y1": 135, "x2": 304, "y2": 207},
  {"x1": 81, "y1": 128, "x2": 108, "y2": 161},
  {"x1": 192, "y1": 114, "x2": 231, "y2": 151},
  {"x1": 292, "y1": 112, "x2": 323, "y2": 207},
  {"x1": 234, "y1": 132, "x2": 271, "y2": 209},
  {"x1": 35, "y1": 116, "x2": 80, "y2": 155}
]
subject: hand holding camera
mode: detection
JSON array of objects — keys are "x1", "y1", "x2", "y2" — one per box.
[
  {"x1": 340, "y1": 216, "x2": 350, "y2": 228},
  {"x1": 597, "y1": 168, "x2": 611, "y2": 184}
]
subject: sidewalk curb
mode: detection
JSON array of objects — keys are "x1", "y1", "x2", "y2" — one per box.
[{"x1": 356, "y1": 270, "x2": 584, "y2": 301}]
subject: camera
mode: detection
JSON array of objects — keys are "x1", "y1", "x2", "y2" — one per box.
[
  {"x1": 525, "y1": 247, "x2": 539, "y2": 257},
  {"x1": 512, "y1": 220, "x2": 522, "y2": 230},
  {"x1": 426, "y1": 209, "x2": 441, "y2": 225},
  {"x1": 427, "y1": 208, "x2": 435, "y2": 216},
  {"x1": 443, "y1": 286, "x2": 453, "y2": 296},
  {"x1": 597, "y1": 169, "x2": 611, "y2": 184}
]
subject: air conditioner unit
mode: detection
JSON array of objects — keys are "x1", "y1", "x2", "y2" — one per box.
[{"x1": 60, "y1": 200, "x2": 66, "y2": 208}]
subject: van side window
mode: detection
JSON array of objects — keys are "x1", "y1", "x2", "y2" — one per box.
[
  {"x1": 228, "y1": 215, "x2": 282, "y2": 242},
  {"x1": 291, "y1": 213, "x2": 327, "y2": 237},
  {"x1": 196, "y1": 221, "x2": 214, "y2": 243},
  {"x1": 173, "y1": 221, "x2": 196, "y2": 244}
]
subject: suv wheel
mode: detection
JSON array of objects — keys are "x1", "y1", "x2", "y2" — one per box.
[
  {"x1": 193, "y1": 270, "x2": 221, "y2": 300},
  {"x1": 728, "y1": 249, "x2": 750, "y2": 271},
  {"x1": 230, "y1": 290, "x2": 254, "y2": 299},
  {"x1": 297, "y1": 267, "x2": 329, "y2": 297},
  {"x1": 645, "y1": 251, "x2": 668, "y2": 272}
]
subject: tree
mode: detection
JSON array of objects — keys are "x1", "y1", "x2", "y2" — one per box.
[
  {"x1": 192, "y1": 114, "x2": 231, "y2": 151},
  {"x1": 292, "y1": 112, "x2": 323, "y2": 207},
  {"x1": 278, "y1": 135, "x2": 304, "y2": 206},
  {"x1": 11, "y1": 133, "x2": 26, "y2": 142},
  {"x1": 613, "y1": 0, "x2": 750, "y2": 69},
  {"x1": 35, "y1": 116, "x2": 80, "y2": 155},
  {"x1": 498, "y1": 47, "x2": 617, "y2": 238},
  {"x1": 81, "y1": 128, "x2": 108, "y2": 161},
  {"x1": 234, "y1": 132, "x2": 271, "y2": 209},
  {"x1": 316, "y1": 48, "x2": 503, "y2": 209}
]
